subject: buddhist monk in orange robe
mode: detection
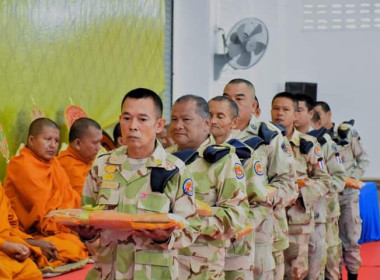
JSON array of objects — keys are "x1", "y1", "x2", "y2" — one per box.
[
  {"x1": 3, "y1": 118, "x2": 88, "y2": 269},
  {"x1": 0, "y1": 181, "x2": 42, "y2": 280},
  {"x1": 58, "y1": 118, "x2": 102, "y2": 196}
]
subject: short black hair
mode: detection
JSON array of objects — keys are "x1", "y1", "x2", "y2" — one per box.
[
  {"x1": 121, "y1": 88, "x2": 163, "y2": 117},
  {"x1": 208, "y1": 96, "x2": 239, "y2": 119},
  {"x1": 112, "y1": 122, "x2": 121, "y2": 146},
  {"x1": 311, "y1": 110, "x2": 320, "y2": 123},
  {"x1": 174, "y1": 95, "x2": 210, "y2": 118},
  {"x1": 295, "y1": 94, "x2": 314, "y2": 111},
  {"x1": 226, "y1": 78, "x2": 256, "y2": 96},
  {"x1": 28, "y1": 118, "x2": 59, "y2": 138},
  {"x1": 272, "y1": 92, "x2": 298, "y2": 111},
  {"x1": 69, "y1": 118, "x2": 101, "y2": 142},
  {"x1": 314, "y1": 101, "x2": 331, "y2": 113}
]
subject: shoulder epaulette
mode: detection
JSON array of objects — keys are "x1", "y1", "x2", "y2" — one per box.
[
  {"x1": 258, "y1": 123, "x2": 279, "y2": 144},
  {"x1": 243, "y1": 136, "x2": 265, "y2": 151},
  {"x1": 227, "y1": 139, "x2": 252, "y2": 160},
  {"x1": 203, "y1": 144, "x2": 231, "y2": 163},
  {"x1": 173, "y1": 149, "x2": 199, "y2": 165},
  {"x1": 332, "y1": 137, "x2": 349, "y2": 146},
  {"x1": 307, "y1": 127, "x2": 327, "y2": 146},
  {"x1": 270, "y1": 121, "x2": 287, "y2": 136},
  {"x1": 337, "y1": 119, "x2": 354, "y2": 139},
  {"x1": 150, "y1": 165, "x2": 180, "y2": 193},
  {"x1": 299, "y1": 138, "x2": 314, "y2": 154}
]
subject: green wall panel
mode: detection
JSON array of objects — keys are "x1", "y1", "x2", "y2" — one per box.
[{"x1": 0, "y1": 0, "x2": 165, "y2": 180}]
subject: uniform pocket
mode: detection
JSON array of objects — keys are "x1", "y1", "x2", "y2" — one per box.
[
  {"x1": 134, "y1": 250, "x2": 176, "y2": 280},
  {"x1": 137, "y1": 192, "x2": 170, "y2": 213},
  {"x1": 97, "y1": 185, "x2": 120, "y2": 206}
]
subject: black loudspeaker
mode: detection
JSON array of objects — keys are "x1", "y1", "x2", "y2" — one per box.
[{"x1": 285, "y1": 82, "x2": 317, "y2": 102}]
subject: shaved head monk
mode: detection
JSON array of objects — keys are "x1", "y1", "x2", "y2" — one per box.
[
  {"x1": 3, "y1": 118, "x2": 88, "y2": 271},
  {"x1": 58, "y1": 118, "x2": 102, "y2": 196},
  {"x1": 0, "y1": 180, "x2": 42, "y2": 280}
]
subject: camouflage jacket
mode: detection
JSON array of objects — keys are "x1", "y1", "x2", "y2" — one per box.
[
  {"x1": 82, "y1": 141, "x2": 201, "y2": 280},
  {"x1": 288, "y1": 129, "x2": 331, "y2": 230}
]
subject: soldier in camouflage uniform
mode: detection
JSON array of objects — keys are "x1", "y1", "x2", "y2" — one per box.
[
  {"x1": 223, "y1": 80, "x2": 297, "y2": 280},
  {"x1": 271, "y1": 93, "x2": 330, "y2": 280},
  {"x1": 168, "y1": 95, "x2": 249, "y2": 280},
  {"x1": 311, "y1": 110, "x2": 345, "y2": 280},
  {"x1": 314, "y1": 102, "x2": 369, "y2": 280},
  {"x1": 79, "y1": 89, "x2": 201, "y2": 280},
  {"x1": 208, "y1": 96, "x2": 272, "y2": 280},
  {"x1": 294, "y1": 95, "x2": 346, "y2": 280}
]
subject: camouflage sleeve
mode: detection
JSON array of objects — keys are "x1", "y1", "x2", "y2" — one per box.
[
  {"x1": 82, "y1": 164, "x2": 99, "y2": 207},
  {"x1": 324, "y1": 139, "x2": 346, "y2": 194},
  {"x1": 201, "y1": 153, "x2": 248, "y2": 239},
  {"x1": 348, "y1": 129, "x2": 370, "y2": 179},
  {"x1": 264, "y1": 134, "x2": 297, "y2": 210},
  {"x1": 164, "y1": 167, "x2": 201, "y2": 250},
  {"x1": 306, "y1": 142, "x2": 331, "y2": 199}
]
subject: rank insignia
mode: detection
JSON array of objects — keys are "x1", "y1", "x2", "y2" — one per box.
[
  {"x1": 317, "y1": 158, "x2": 325, "y2": 169},
  {"x1": 254, "y1": 160, "x2": 264, "y2": 176},
  {"x1": 102, "y1": 173, "x2": 115, "y2": 181},
  {"x1": 183, "y1": 178, "x2": 194, "y2": 196},
  {"x1": 104, "y1": 165, "x2": 117, "y2": 173},
  {"x1": 234, "y1": 163, "x2": 245, "y2": 179}
]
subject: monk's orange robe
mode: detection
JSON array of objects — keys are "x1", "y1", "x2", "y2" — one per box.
[
  {"x1": 57, "y1": 146, "x2": 93, "y2": 196},
  {"x1": 3, "y1": 147, "x2": 88, "y2": 268},
  {"x1": 0, "y1": 182, "x2": 42, "y2": 280}
]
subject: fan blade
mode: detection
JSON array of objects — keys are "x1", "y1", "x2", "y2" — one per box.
[
  {"x1": 229, "y1": 32, "x2": 241, "y2": 44},
  {"x1": 228, "y1": 43, "x2": 244, "y2": 58},
  {"x1": 249, "y1": 24, "x2": 262, "y2": 37},
  {"x1": 254, "y1": 42, "x2": 266, "y2": 55},
  {"x1": 237, "y1": 50, "x2": 252, "y2": 67}
]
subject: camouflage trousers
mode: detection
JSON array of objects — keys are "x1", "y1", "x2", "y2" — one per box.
[
  {"x1": 325, "y1": 216, "x2": 342, "y2": 280},
  {"x1": 306, "y1": 223, "x2": 327, "y2": 280},
  {"x1": 254, "y1": 217, "x2": 275, "y2": 280},
  {"x1": 338, "y1": 190, "x2": 362, "y2": 274},
  {"x1": 178, "y1": 243, "x2": 225, "y2": 280},
  {"x1": 284, "y1": 233, "x2": 311, "y2": 280},
  {"x1": 272, "y1": 250, "x2": 285, "y2": 280}
]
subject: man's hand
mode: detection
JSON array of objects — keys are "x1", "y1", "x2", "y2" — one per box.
[
  {"x1": 1, "y1": 241, "x2": 30, "y2": 262},
  {"x1": 345, "y1": 177, "x2": 364, "y2": 189},
  {"x1": 65, "y1": 224, "x2": 102, "y2": 241},
  {"x1": 26, "y1": 239, "x2": 58, "y2": 262},
  {"x1": 133, "y1": 228, "x2": 175, "y2": 243},
  {"x1": 297, "y1": 178, "x2": 312, "y2": 188}
]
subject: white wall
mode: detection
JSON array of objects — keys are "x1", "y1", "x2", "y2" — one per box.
[{"x1": 173, "y1": 0, "x2": 380, "y2": 178}]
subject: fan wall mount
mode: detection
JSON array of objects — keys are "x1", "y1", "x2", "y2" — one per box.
[{"x1": 214, "y1": 18, "x2": 269, "y2": 79}]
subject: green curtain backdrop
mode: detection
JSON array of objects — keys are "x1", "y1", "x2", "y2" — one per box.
[{"x1": 0, "y1": 0, "x2": 165, "y2": 180}]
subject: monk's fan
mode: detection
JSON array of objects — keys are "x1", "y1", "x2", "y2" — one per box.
[
  {"x1": 0, "y1": 124, "x2": 10, "y2": 163},
  {"x1": 46, "y1": 209, "x2": 188, "y2": 231}
]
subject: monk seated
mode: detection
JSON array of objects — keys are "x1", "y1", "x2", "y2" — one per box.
[{"x1": 3, "y1": 118, "x2": 88, "y2": 275}]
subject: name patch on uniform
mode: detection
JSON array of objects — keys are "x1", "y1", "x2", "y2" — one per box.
[
  {"x1": 281, "y1": 142, "x2": 293, "y2": 157},
  {"x1": 253, "y1": 160, "x2": 264, "y2": 176},
  {"x1": 100, "y1": 181, "x2": 119, "y2": 188},
  {"x1": 234, "y1": 163, "x2": 245, "y2": 179},
  {"x1": 314, "y1": 145, "x2": 323, "y2": 157},
  {"x1": 183, "y1": 178, "x2": 194, "y2": 196}
]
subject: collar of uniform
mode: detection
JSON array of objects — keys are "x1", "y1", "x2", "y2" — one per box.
[
  {"x1": 197, "y1": 134, "x2": 216, "y2": 151},
  {"x1": 145, "y1": 141, "x2": 167, "y2": 168},
  {"x1": 107, "y1": 146, "x2": 128, "y2": 164},
  {"x1": 241, "y1": 115, "x2": 260, "y2": 136},
  {"x1": 289, "y1": 128, "x2": 301, "y2": 146}
]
